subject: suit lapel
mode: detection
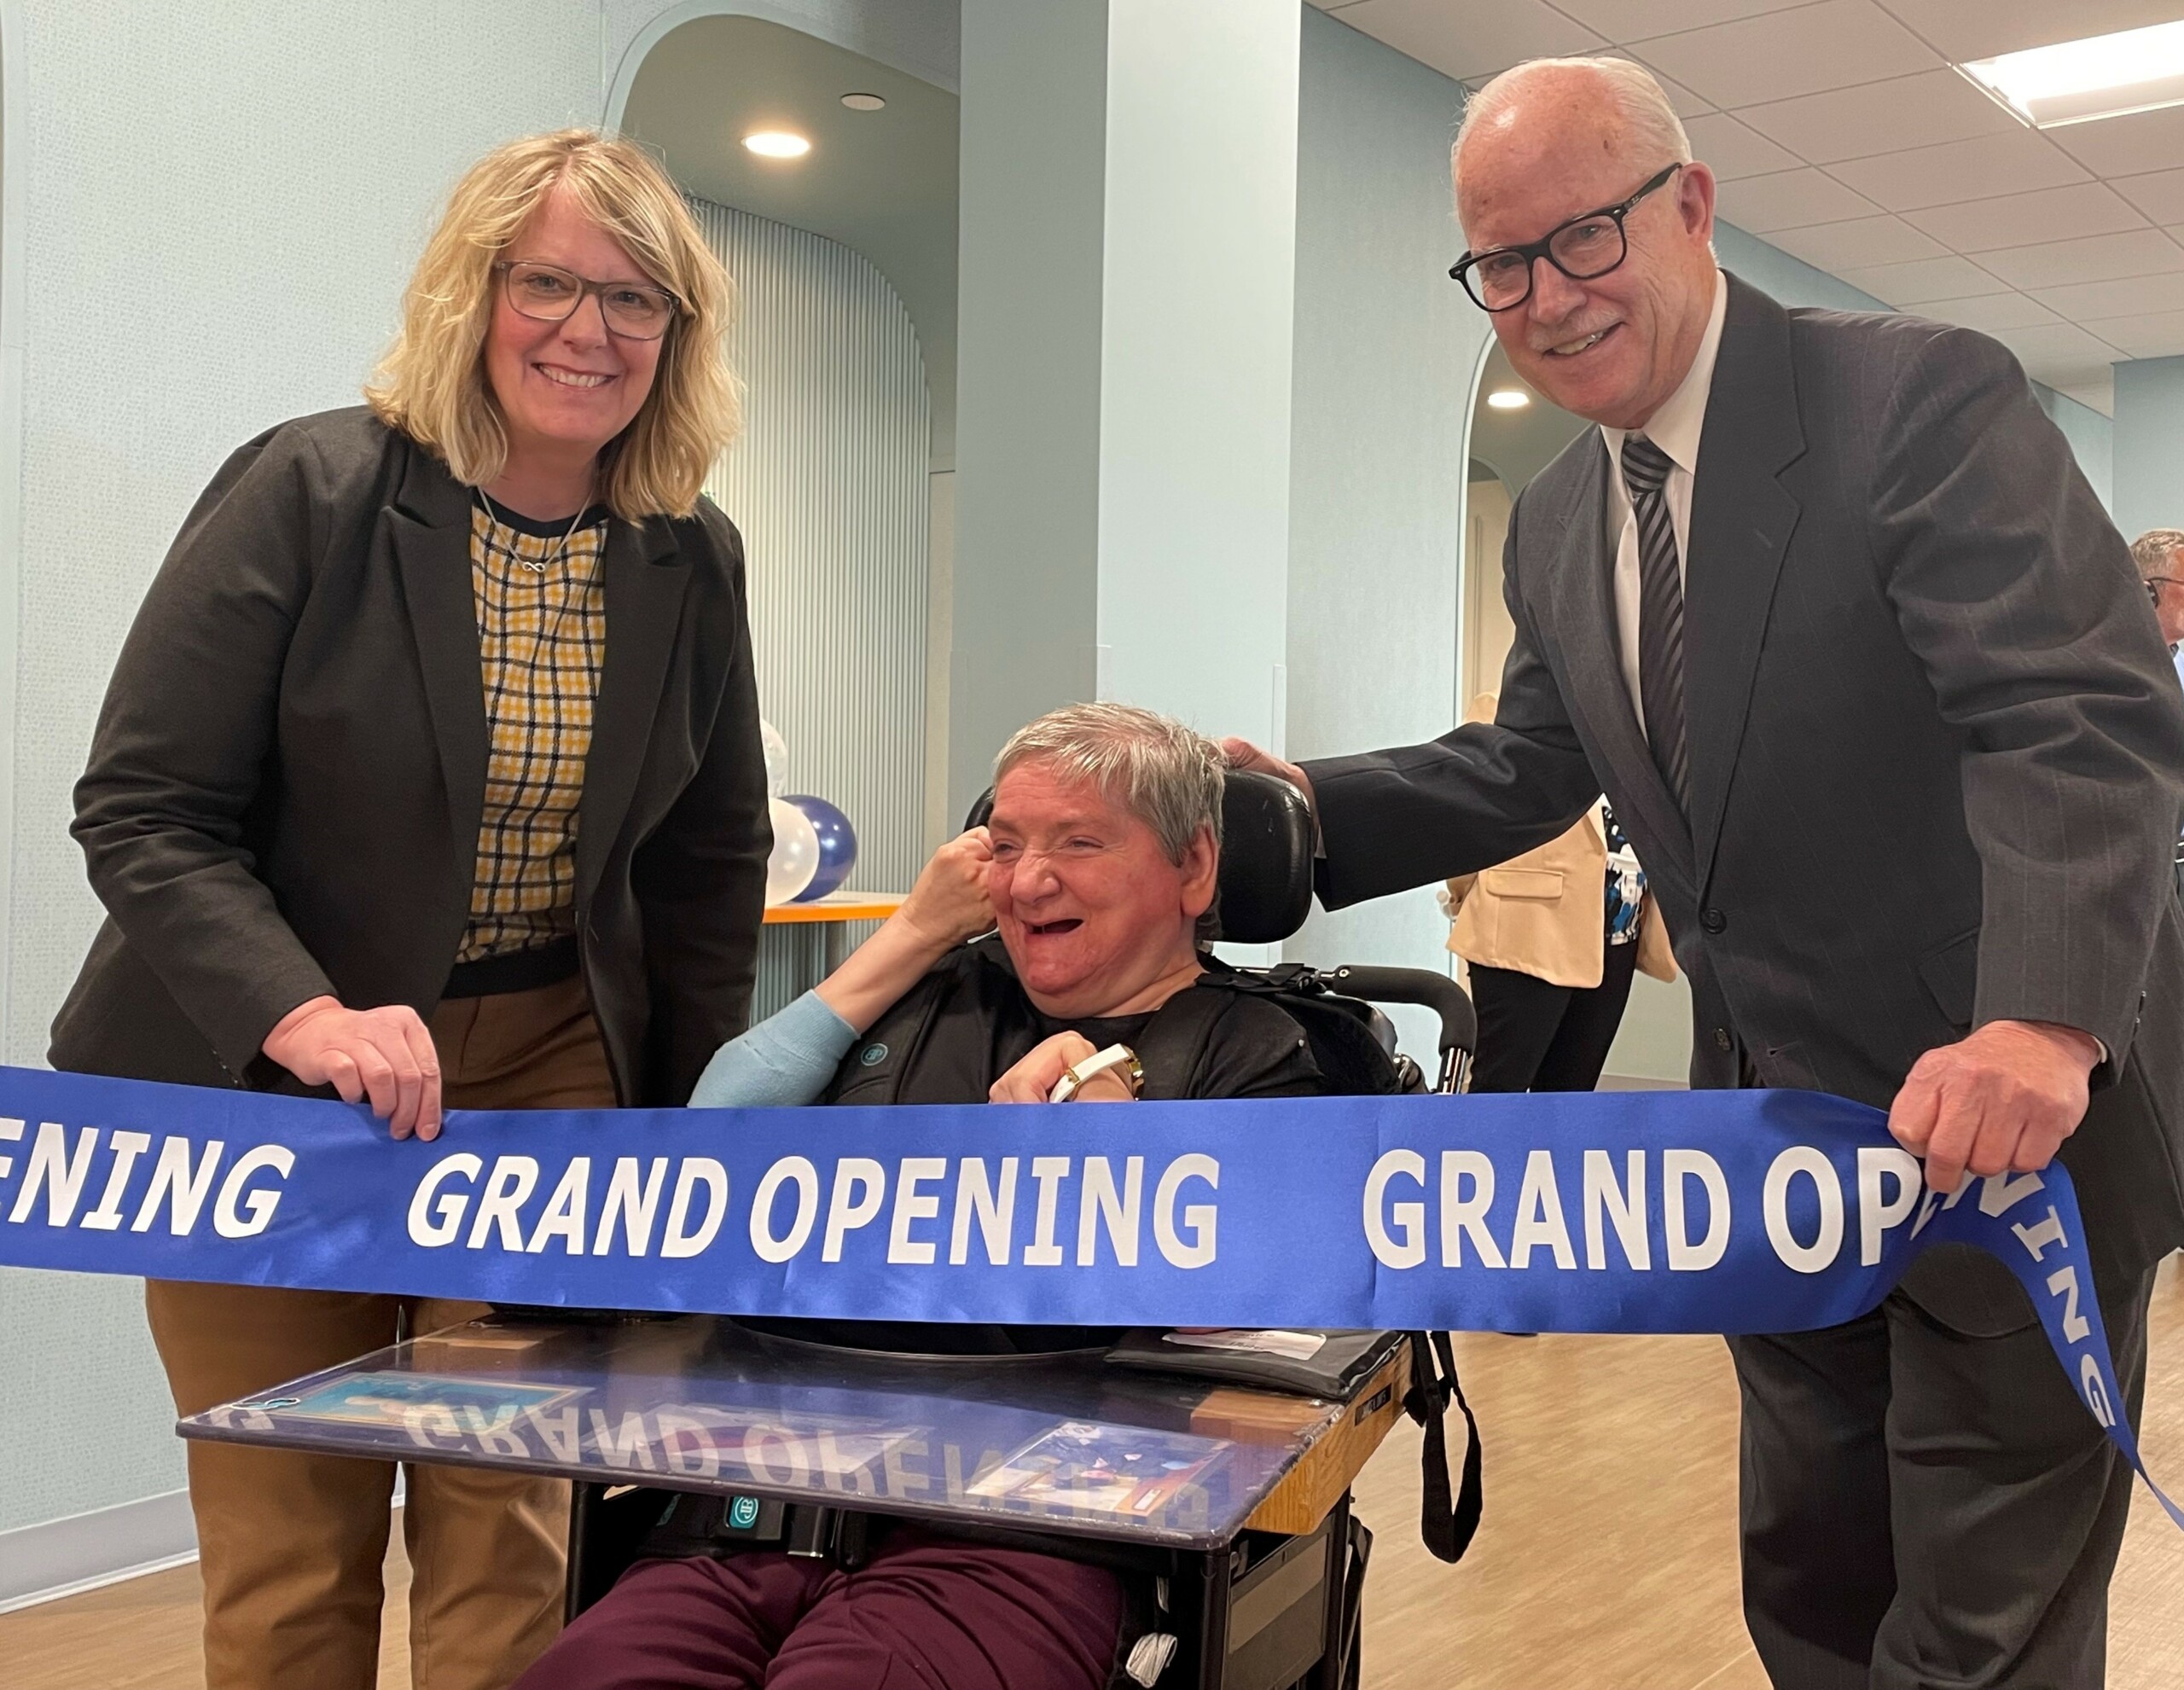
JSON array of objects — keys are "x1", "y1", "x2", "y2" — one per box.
[
  {"x1": 577, "y1": 516, "x2": 690, "y2": 902},
  {"x1": 1685, "y1": 275, "x2": 1806, "y2": 901},
  {"x1": 1543, "y1": 441, "x2": 1697, "y2": 904},
  {"x1": 389, "y1": 447, "x2": 488, "y2": 893}
]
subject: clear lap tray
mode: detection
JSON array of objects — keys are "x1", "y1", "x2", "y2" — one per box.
[{"x1": 178, "y1": 1315, "x2": 1345, "y2": 1549}]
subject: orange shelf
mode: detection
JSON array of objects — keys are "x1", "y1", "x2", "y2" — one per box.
[{"x1": 763, "y1": 891, "x2": 905, "y2": 926}]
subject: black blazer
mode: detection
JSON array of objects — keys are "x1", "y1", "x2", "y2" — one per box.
[
  {"x1": 1304, "y1": 276, "x2": 2184, "y2": 1309},
  {"x1": 51, "y1": 407, "x2": 770, "y2": 1106}
]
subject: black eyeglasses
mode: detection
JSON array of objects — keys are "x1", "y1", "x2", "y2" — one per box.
[
  {"x1": 1449, "y1": 163, "x2": 1684, "y2": 312},
  {"x1": 493, "y1": 259, "x2": 681, "y2": 340},
  {"x1": 2148, "y1": 576, "x2": 2182, "y2": 607}
]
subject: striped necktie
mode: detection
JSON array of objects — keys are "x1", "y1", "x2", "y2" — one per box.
[{"x1": 1620, "y1": 433, "x2": 1691, "y2": 814}]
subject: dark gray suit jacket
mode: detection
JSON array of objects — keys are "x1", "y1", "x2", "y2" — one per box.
[
  {"x1": 1304, "y1": 276, "x2": 2184, "y2": 1311},
  {"x1": 51, "y1": 408, "x2": 770, "y2": 1107}
]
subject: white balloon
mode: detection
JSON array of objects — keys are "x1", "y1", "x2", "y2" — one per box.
[
  {"x1": 760, "y1": 719, "x2": 789, "y2": 799},
  {"x1": 764, "y1": 796, "x2": 821, "y2": 904}
]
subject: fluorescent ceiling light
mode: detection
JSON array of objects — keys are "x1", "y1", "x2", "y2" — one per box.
[
  {"x1": 743, "y1": 131, "x2": 811, "y2": 159},
  {"x1": 1958, "y1": 19, "x2": 2184, "y2": 129},
  {"x1": 1485, "y1": 388, "x2": 1531, "y2": 410}
]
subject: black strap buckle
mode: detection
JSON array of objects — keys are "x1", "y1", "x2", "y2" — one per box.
[{"x1": 645, "y1": 1494, "x2": 875, "y2": 1571}]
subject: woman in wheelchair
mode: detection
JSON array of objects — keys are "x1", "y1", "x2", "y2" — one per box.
[{"x1": 514, "y1": 703, "x2": 1333, "y2": 1690}]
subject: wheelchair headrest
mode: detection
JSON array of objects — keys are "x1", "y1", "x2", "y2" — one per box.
[{"x1": 961, "y1": 767, "x2": 1315, "y2": 945}]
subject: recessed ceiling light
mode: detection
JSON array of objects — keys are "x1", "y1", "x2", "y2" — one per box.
[
  {"x1": 743, "y1": 131, "x2": 811, "y2": 159},
  {"x1": 1485, "y1": 388, "x2": 1531, "y2": 410},
  {"x1": 840, "y1": 92, "x2": 886, "y2": 113},
  {"x1": 1958, "y1": 20, "x2": 2184, "y2": 129}
]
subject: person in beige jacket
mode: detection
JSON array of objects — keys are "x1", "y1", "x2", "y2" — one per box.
[{"x1": 1443, "y1": 694, "x2": 1675, "y2": 1090}]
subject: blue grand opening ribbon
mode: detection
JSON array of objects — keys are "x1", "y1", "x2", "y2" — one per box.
[{"x1": 0, "y1": 1066, "x2": 2173, "y2": 1526}]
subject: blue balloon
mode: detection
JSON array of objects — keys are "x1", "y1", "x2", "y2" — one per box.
[{"x1": 786, "y1": 795, "x2": 857, "y2": 902}]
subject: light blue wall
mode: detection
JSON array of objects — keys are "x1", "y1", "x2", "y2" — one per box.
[
  {"x1": 2115, "y1": 356, "x2": 2184, "y2": 546},
  {"x1": 1281, "y1": 7, "x2": 1482, "y2": 1048}
]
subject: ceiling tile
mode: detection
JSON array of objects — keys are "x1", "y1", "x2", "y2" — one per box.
[
  {"x1": 2079, "y1": 309, "x2": 2184, "y2": 358},
  {"x1": 1902, "y1": 183, "x2": 2150, "y2": 252},
  {"x1": 1632, "y1": 2, "x2": 1941, "y2": 109},
  {"x1": 1715, "y1": 167, "x2": 1882, "y2": 232},
  {"x1": 1734, "y1": 68, "x2": 2021, "y2": 162},
  {"x1": 1332, "y1": 0, "x2": 1604, "y2": 83},
  {"x1": 1682, "y1": 112, "x2": 1803, "y2": 179},
  {"x1": 1976, "y1": 229, "x2": 2184, "y2": 291},
  {"x1": 1873, "y1": 1, "x2": 2184, "y2": 64},
  {"x1": 2048, "y1": 102, "x2": 2184, "y2": 179},
  {"x1": 1597, "y1": 49, "x2": 1716, "y2": 116},
  {"x1": 2114, "y1": 169, "x2": 2184, "y2": 226},
  {"x1": 1984, "y1": 321, "x2": 2129, "y2": 375},
  {"x1": 1765, "y1": 214, "x2": 1948, "y2": 270},
  {"x1": 1554, "y1": 0, "x2": 1813, "y2": 38},
  {"x1": 1838, "y1": 254, "x2": 2012, "y2": 305},
  {"x1": 1911, "y1": 293, "x2": 2064, "y2": 333},
  {"x1": 2030, "y1": 271, "x2": 2184, "y2": 319},
  {"x1": 1827, "y1": 129, "x2": 2088, "y2": 212}
]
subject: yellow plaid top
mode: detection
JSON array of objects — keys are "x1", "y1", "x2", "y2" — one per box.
[{"x1": 456, "y1": 499, "x2": 608, "y2": 963}]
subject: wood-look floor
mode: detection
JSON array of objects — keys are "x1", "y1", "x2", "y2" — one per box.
[{"x1": 8, "y1": 1257, "x2": 2180, "y2": 1689}]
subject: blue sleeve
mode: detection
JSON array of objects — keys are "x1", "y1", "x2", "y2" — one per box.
[{"x1": 688, "y1": 990, "x2": 857, "y2": 1108}]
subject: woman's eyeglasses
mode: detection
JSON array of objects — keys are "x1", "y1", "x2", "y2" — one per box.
[{"x1": 493, "y1": 260, "x2": 680, "y2": 340}]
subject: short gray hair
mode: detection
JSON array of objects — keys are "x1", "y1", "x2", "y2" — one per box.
[
  {"x1": 2130, "y1": 529, "x2": 2184, "y2": 577},
  {"x1": 1455, "y1": 56, "x2": 1693, "y2": 196},
  {"x1": 994, "y1": 702, "x2": 1223, "y2": 865}
]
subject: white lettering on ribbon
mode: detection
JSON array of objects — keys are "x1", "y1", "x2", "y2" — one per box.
[
  {"x1": 212, "y1": 1145, "x2": 294, "y2": 1239},
  {"x1": 1664, "y1": 1149, "x2": 1731, "y2": 1272},
  {"x1": 132, "y1": 1136, "x2": 228, "y2": 1235},
  {"x1": 1153, "y1": 1154, "x2": 1219, "y2": 1269},
  {"x1": 1583, "y1": 1148, "x2": 1648, "y2": 1271},
  {"x1": 1022, "y1": 1157, "x2": 1072, "y2": 1267},
  {"x1": 466, "y1": 1157, "x2": 540, "y2": 1251},
  {"x1": 526, "y1": 1159, "x2": 591, "y2": 1255},
  {"x1": 1510, "y1": 1149, "x2": 1577, "y2": 1270},
  {"x1": 82, "y1": 1130, "x2": 154, "y2": 1231},
  {"x1": 1439, "y1": 1150, "x2": 1505, "y2": 1269},
  {"x1": 409, "y1": 1153, "x2": 483, "y2": 1247},
  {"x1": 1364, "y1": 1148, "x2": 1426, "y2": 1269},
  {"x1": 889, "y1": 1158, "x2": 947, "y2": 1265},
  {"x1": 949, "y1": 1158, "x2": 1018, "y2": 1266},
  {"x1": 1856, "y1": 1147, "x2": 1922, "y2": 1266},
  {"x1": 662, "y1": 1160, "x2": 729, "y2": 1259},
  {"x1": 1077, "y1": 1156, "x2": 1143, "y2": 1267},
  {"x1": 7, "y1": 1123, "x2": 100, "y2": 1226},
  {"x1": 822, "y1": 1159, "x2": 886, "y2": 1263},
  {"x1": 1763, "y1": 1147, "x2": 1844, "y2": 1275},
  {"x1": 749, "y1": 1158, "x2": 819, "y2": 1263},
  {"x1": 593, "y1": 1157, "x2": 670, "y2": 1257}
]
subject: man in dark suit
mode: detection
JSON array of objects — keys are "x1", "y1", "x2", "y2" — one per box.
[{"x1": 1229, "y1": 56, "x2": 2184, "y2": 1689}]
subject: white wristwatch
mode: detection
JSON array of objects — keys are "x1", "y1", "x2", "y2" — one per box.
[{"x1": 1048, "y1": 1042, "x2": 1145, "y2": 1103}]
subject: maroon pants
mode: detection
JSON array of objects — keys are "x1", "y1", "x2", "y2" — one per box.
[{"x1": 511, "y1": 1531, "x2": 1125, "y2": 1690}]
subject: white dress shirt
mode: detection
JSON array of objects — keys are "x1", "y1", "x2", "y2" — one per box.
[{"x1": 1600, "y1": 271, "x2": 1728, "y2": 742}]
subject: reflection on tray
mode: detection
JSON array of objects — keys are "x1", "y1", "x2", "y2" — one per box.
[
  {"x1": 969, "y1": 1420, "x2": 1233, "y2": 1517},
  {"x1": 620, "y1": 1405, "x2": 926, "y2": 1482}
]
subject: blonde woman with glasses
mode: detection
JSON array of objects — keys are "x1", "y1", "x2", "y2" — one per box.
[{"x1": 51, "y1": 131, "x2": 770, "y2": 1690}]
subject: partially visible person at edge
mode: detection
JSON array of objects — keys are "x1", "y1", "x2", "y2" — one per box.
[
  {"x1": 1225, "y1": 56, "x2": 2184, "y2": 1689},
  {"x1": 1440, "y1": 691, "x2": 1676, "y2": 1092},
  {"x1": 50, "y1": 131, "x2": 769, "y2": 1690},
  {"x1": 2132, "y1": 526, "x2": 2184, "y2": 903}
]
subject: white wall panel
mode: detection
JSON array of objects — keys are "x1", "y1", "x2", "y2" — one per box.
[{"x1": 690, "y1": 199, "x2": 931, "y2": 1019}]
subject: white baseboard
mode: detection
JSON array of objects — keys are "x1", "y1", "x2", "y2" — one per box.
[
  {"x1": 0, "y1": 1487, "x2": 197, "y2": 1613},
  {"x1": 0, "y1": 1473, "x2": 410, "y2": 1615}
]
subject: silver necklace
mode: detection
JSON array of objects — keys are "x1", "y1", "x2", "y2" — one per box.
[{"x1": 479, "y1": 487, "x2": 592, "y2": 574}]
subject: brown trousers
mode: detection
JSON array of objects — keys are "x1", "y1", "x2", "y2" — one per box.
[{"x1": 147, "y1": 974, "x2": 617, "y2": 1690}]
